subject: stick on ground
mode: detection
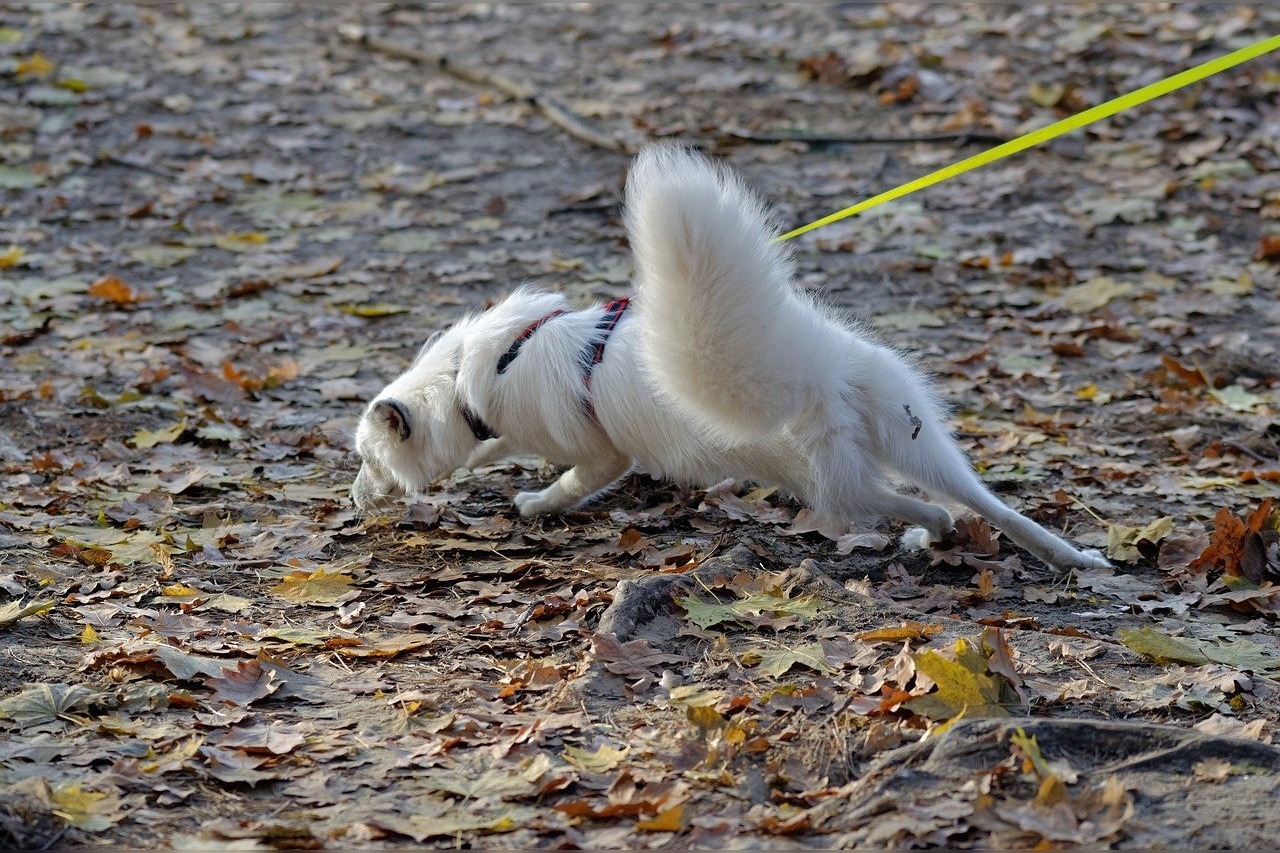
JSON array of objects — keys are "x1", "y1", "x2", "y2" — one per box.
[{"x1": 341, "y1": 27, "x2": 633, "y2": 155}]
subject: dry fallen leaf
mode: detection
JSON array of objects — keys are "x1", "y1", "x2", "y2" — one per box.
[
  {"x1": 270, "y1": 568, "x2": 356, "y2": 603},
  {"x1": 88, "y1": 275, "x2": 145, "y2": 304}
]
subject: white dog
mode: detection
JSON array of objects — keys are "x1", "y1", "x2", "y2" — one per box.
[{"x1": 352, "y1": 146, "x2": 1108, "y2": 571}]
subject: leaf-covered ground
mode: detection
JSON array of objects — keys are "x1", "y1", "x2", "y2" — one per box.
[{"x1": 2, "y1": 3, "x2": 1280, "y2": 849}]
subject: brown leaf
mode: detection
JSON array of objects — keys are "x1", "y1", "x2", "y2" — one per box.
[
  {"x1": 1255, "y1": 234, "x2": 1280, "y2": 262},
  {"x1": 589, "y1": 633, "x2": 680, "y2": 692},
  {"x1": 335, "y1": 633, "x2": 433, "y2": 659},
  {"x1": 982, "y1": 627, "x2": 1025, "y2": 696},
  {"x1": 797, "y1": 52, "x2": 848, "y2": 85},
  {"x1": 1160, "y1": 353, "x2": 1208, "y2": 388},
  {"x1": 1190, "y1": 499, "x2": 1275, "y2": 582},
  {"x1": 204, "y1": 659, "x2": 280, "y2": 706}
]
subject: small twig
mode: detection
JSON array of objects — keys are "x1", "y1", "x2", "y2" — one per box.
[
  {"x1": 99, "y1": 154, "x2": 180, "y2": 180},
  {"x1": 722, "y1": 128, "x2": 1010, "y2": 147},
  {"x1": 1066, "y1": 493, "x2": 1106, "y2": 525},
  {"x1": 342, "y1": 27, "x2": 633, "y2": 155},
  {"x1": 1224, "y1": 439, "x2": 1271, "y2": 465}
]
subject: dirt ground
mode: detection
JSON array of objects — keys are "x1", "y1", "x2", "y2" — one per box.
[{"x1": 2, "y1": 3, "x2": 1280, "y2": 849}]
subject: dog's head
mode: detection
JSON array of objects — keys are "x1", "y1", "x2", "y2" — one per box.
[{"x1": 351, "y1": 325, "x2": 480, "y2": 510}]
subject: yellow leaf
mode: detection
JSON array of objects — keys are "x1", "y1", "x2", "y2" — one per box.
[
  {"x1": 636, "y1": 804, "x2": 685, "y2": 832},
  {"x1": 0, "y1": 599, "x2": 54, "y2": 630},
  {"x1": 1106, "y1": 516, "x2": 1175, "y2": 562},
  {"x1": 81, "y1": 623, "x2": 99, "y2": 644},
  {"x1": 906, "y1": 638, "x2": 1010, "y2": 720},
  {"x1": 50, "y1": 782, "x2": 122, "y2": 831},
  {"x1": 0, "y1": 245, "x2": 22, "y2": 268},
  {"x1": 686, "y1": 704, "x2": 725, "y2": 732},
  {"x1": 1028, "y1": 81, "x2": 1065, "y2": 108},
  {"x1": 88, "y1": 275, "x2": 144, "y2": 304},
  {"x1": 562, "y1": 743, "x2": 628, "y2": 772},
  {"x1": 57, "y1": 77, "x2": 88, "y2": 93},
  {"x1": 338, "y1": 302, "x2": 410, "y2": 318},
  {"x1": 1010, "y1": 728, "x2": 1054, "y2": 779},
  {"x1": 213, "y1": 232, "x2": 268, "y2": 252},
  {"x1": 665, "y1": 684, "x2": 726, "y2": 710},
  {"x1": 856, "y1": 621, "x2": 944, "y2": 643},
  {"x1": 15, "y1": 52, "x2": 53, "y2": 78},
  {"x1": 270, "y1": 567, "x2": 356, "y2": 603},
  {"x1": 131, "y1": 417, "x2": 187, "y2": 449},
  {"x1": 162, "y1": 583, "x2": 200, "y2": 598},
  {"x1": 1056, "y1": 276, "x2": 1132, "y2": 313},
  {"x1": 265, "y1": 360, "x2": 299, "y2": 387}
]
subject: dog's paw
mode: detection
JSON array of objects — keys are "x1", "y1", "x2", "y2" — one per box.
[
  {"x1": 514, "y1": 490, "x2": 549, "y2": 516},
  {"x1": 899, "y1": 526, "x2": 935, "y2": 551},
  {"x1": 1047, "y1": 545, "x2": 1111, "y2": 571},
  {"x1": 1076, "y1": 548, "x2": 1112, "y2": 570}
]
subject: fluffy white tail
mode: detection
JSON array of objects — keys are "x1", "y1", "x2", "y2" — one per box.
[{"x1": 625, "y1": 146, "x2": 841, "y2": 441}]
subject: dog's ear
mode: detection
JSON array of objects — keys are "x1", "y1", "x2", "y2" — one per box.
[{"x1": 372, "y1": 399, "x2": 412, "y2": 441}]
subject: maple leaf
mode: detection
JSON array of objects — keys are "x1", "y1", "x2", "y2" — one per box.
[
  {"x1": 198, "y1": 744, "x2": 277, "y2": 786},
  {"x1": 589, "y1": 633, "x2": 679, "y2": 692},
  {"x1": 217, "y1": 722, "x2": 308, "y2": 755},
  {"x1": 1118, "y1": 627, "x2": 1280, "y2": 671},
  {"x1": 419, "y1": 762, "x2": 533, "y2": 801},
  {"x1": 131, "y1": 417, "x2": 188, "y2": 449},
  {"x1": 334, "y1": 633, "x2": 433, "y2": 659},
  {"x1": 1159, "y1": 353, "x2": 1209, "y2": 388},
  {"x1": 1193, "y1": 757, "x2": 1232, "y2": 783},
  {"x1": 0, "y1": 598, "x2": 54, "y2": 630},
  {"x1": 0, "y1": 683, "x2": 96, "y2": 728},
  {"x1": 49, "y1": 782, "x2": 123, "y2": 831},
  {"x1": 905, "y1": 638, "x2": 1013, "y2": 721},
  {"x1": 678, "y1": 590, "x2": 821, "y2": 630},
  {"x1": 204, "y1": 659, "x2": 281, "y2": 706},
  {"x1": 270, "y1": 567, "x2": 356, "y2": 603},
  {"x1": 931, "y1": 516, "x2": 1003, "y2": 569},
  {"x1": 1106, "y1": 515, "x2": 1174, "y2": 562},
  {"x1": 222, "y1": 361, "x2": 264, "y2": 392},
  {"x1": 563, "y1": 743, "x2": 629, "y2": 772},
  {"x1": 1189, "y1": 499, "x2": 1276, "y2": 585},
  {"x1": 750, "y1": 643, "x2": 832, "y2": 678}
]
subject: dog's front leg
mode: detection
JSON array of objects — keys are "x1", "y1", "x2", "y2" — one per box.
[
  {"x1": 514, "y1": 451, "x2": 632, "y2": 516},
  {"x1": 465, "y1": 436, "x2": 511, "y2": 469}
]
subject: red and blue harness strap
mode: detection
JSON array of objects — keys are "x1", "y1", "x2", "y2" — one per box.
[
  {"x1": 496, "y1": 309, "x2": 567, "y2": 375},
  {"x1": 466, "y1": 298, "x2": 630, "y2": 439},
  {"x1": 582, "y1": 297, "x2": 630, "y2": 420}
]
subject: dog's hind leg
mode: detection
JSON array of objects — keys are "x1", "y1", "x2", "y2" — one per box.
[
  {"x1": 514, "y1": 450, "x2": 633, "y2": 516},
  {"x1": 798, "y1": 403, "x2": 951, "y2": 540},
  {"x1": 862, "y1": 353, "x2": 1109, "y2": 571}
]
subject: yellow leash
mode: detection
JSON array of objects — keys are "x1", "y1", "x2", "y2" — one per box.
[{"x1": 776, "y1": 33, "x2": 1280, "y2": 242}]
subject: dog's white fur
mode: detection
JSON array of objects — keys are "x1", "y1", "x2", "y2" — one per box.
[{"x1": 352, "y1": 146, "x2": 1108, "y2": 571}]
